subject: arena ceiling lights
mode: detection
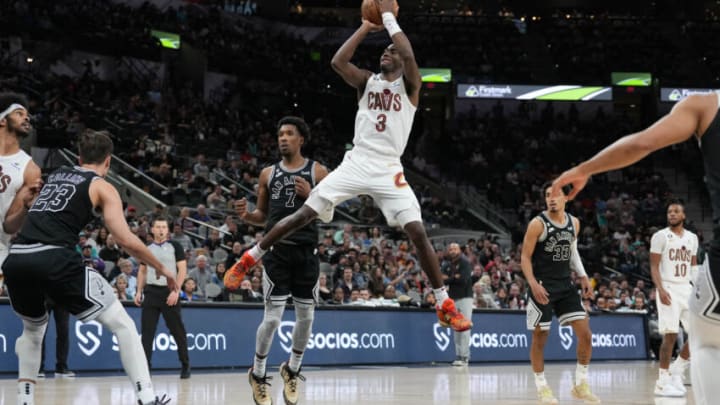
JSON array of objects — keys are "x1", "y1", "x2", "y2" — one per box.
[{"x1": 457, "y1": 84, "x2": 612, "y2": 101}]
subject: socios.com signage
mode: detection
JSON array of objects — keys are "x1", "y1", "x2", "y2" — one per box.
[{"x1": 0, "y1": 303, "x2": 646, "y2": 371}]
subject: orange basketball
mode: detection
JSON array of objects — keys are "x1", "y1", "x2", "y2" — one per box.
[{"x1": 361, "y1": 0, "x2": 399, "y2": 26}]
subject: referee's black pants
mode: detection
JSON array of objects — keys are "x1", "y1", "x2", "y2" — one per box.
[
  {"x1": 40, "y1": 301, "x2": 70, "y2": 372},
  {"x1": 140, "y1": 285, "x2": 189, "y2": 368}
]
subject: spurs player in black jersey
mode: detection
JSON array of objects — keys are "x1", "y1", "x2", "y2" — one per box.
[
  {"x1": 521, "y1": 183, "x2": 599, "y2": 404},
  {"x1": 2, "y1": 130, "x2": 175, "y2": 405},
  {"x1": 553, "y1": 92, "x2": 720, "y2": 405},
  {"x1": 232, "y1": 116, "x2": 328, "y2": 405}
]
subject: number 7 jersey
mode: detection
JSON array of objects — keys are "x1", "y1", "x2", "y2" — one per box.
[
  {"x1": 650, "y1": 227, "x2": 699, "y2": 284},
  {"x1": 16, "y1": 165, "x2": 100, "y2": 249},
  {"x1": 353, "y1": 74, "x2": 417, "y2": 160}
]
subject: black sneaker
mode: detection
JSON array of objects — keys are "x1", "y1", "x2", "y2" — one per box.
[
  {"x1": 180, "y1": 366, "x2": 191, "y2": 379},
  {"x1": 139, "y1": 394, "x2": 171, "y2": 405},
  {"x1": 55, "y1": 368, "x2": 76, "y2": 378}
]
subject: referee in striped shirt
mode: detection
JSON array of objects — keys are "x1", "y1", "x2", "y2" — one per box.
[{"x1": 134, "y1": 217, "x2": 191, "y2": 378}]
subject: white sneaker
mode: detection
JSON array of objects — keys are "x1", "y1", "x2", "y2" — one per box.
[
  {"x1": 451, "y1": 357, "x2": 468, "y2": 367},
  {"x1": 670, "y1": 374, "x2": 687, "y2": 394},
  {"x1": 654, "y1": 380, "x2": 685, "y2": 397}
]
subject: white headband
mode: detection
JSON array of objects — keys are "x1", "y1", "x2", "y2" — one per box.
[{"x1": 0, "y1": 103, "x2": 27, "y2": 121}]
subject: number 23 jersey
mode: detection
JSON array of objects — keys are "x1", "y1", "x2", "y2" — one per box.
[
  {"x1": 17, "y1": 166, "x2": 100, "y2": 249},
  {"x1": 354, "y1": 74, "x2": 417, "y2": 160},
  {"x1": 650, "y1": 227, "x2": 698, "y2": 284}
]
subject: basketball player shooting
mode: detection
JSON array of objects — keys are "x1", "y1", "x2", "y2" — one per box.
[{"x1": 225, "y1": 0, "x2": 471, "y2": 332}]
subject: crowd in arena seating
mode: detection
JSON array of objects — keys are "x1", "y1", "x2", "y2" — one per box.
[{"x1": 1, "y1": 1, "x2": 710, "y2": 359}]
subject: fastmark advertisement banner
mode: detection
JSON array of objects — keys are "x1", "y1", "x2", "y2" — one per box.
[
  {"x1": 661, "y1": 87, "x2": 718, "y2": 102},
  {"x1": 0, "y1": 303, "x2": 647, "y2": 371},
  {"x1": 457, "y1": 84, "x2": 612, "y2": 101}
]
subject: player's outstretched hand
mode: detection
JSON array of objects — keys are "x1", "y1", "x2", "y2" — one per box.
[
  {"x1": 551, "y1": 167, "x2": 588, "y2": 201},
  {"x1": 529, "y1": 281, "x2": 550, "y2": 305},
  {"x1": 294, "y1": 176, "x2": 311, "y2": 199},
  {"x1": 235, "y1": 197, "x2": 248, "y2": 220}
]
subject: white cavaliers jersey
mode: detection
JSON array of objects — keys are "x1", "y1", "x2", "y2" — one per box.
[
  {"x1": 353, "y1": 73, "x2": 417, "y2": 160},
  {"x1": 0, "y1": 150, "x2": 31, "y2": 252},
  {"x1": 650, "y1": 227, "x2": 699, "y2": 284}
]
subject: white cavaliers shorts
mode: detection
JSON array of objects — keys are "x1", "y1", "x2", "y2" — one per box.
[
  {"x1": 305, "y1": 150, "x2": 422, "y2": 227},
  {"x1": 658, "y1": 282, "x2": 692, "y2": 334}
]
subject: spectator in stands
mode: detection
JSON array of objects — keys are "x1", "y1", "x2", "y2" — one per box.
[
  {"x1": 203, "y1": 229, "x2": 223, "y2": 252},
  {"x1": 210, "y1": 263, "x2": 227, "y2": 301},
  {"x1": 336, "y1": 267, "x2": 359, "y2": 299},
  {"x1": 114, "y1": 274, "x2": 131, "y2": 301},
  {"x1": 172, "y1": 222, "x2": 193, "y2": 252},
  {"x1": 193, "y1": 153, "x2": 210, "y2": 180},
  {"x1": 318, "y1": 273, "x2": 332, "y2": 303},
  {"x1": 179, "y1": 278, "x2": 201, "y2": 302},
  {"x1": 327, "y1": 286, "x2": 346, "y2": 305},
  {"x1": 188, "y1": 255, "x2": 212, "y2": 300},
  {"x1": 76, "y1": 232, "x2": 98, "y2": 257},
  {"x1": 206, "y1": 185, "x2": 227, "y2": 210},
  {"x1": 99, "y1": 234, "x2": 124, "y2": 268},
  {"x1": 112, "y1": 259, "x2": 138, "y2": 298}
]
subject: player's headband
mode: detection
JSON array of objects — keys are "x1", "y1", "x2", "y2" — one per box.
[{"x1": 0, "y1": 104, "x2": 27, "y2": 122}]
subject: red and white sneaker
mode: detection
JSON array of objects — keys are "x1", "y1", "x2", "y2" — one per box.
[
  {"x1": 223, "y1": 250, "x2": 259, "y2": 290},
  {"x1": 436, "y1": 298, "x2": 472, "y2": 332}
]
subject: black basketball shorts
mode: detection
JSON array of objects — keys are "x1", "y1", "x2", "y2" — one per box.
[
  {"x1": 3, "y1": 244, "x2": 116, "y2": 323},
  {"x1": 261, "y1": 243, "x2": 319, "y2": 305},
  {"x1": 526, "y1": 280, "x2": 586, "y2": 331}
]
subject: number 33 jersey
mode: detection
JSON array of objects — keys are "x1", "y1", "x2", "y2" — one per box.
[
  {"x1": 353, "y1": 74, "x2": 416, "y2": 160},
  {"x1": 531, "y1": 212, "x2": 577, "y2": 290},
  {"x1": 17, "y1": 166, "x2": 100, "y2": 249},
  {"x1": 651, "y1": 227, "x2": 699, "y2": 284}
]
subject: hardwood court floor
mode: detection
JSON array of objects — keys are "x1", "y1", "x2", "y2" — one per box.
[{"x1": 0, "y1": 361, "x2": 695, "y2": 404}]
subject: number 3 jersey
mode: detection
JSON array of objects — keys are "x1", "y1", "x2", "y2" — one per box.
[
  {"x1": 16, "y1": 166, "x2": 100, "y2": 249},
  {"x1": 531, "y1": 212, "x2": 576, "y2": 289},
  {"x1": 354, "y1": 74, "x2": 417, "y2": 160},
  {"x1": 650, "y1": 227, "x2": 698, "y2": 284}
]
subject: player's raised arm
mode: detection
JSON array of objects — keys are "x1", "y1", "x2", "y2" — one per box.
[
  {"x1": 236, "y1": 166, "x2": 272, "y2": 227},
  {"x1": 330, "y1": 21, "x2": 376, "y2": 92},
  {"x1": 90, "y1": 178, "x2": 178, "y2": 291},
  {"x1": 553, "y1": 94, "x2": 711, "y2": 200},
  {"x1": 378, "y1": 0, "x2": 421, "y2": 105}
]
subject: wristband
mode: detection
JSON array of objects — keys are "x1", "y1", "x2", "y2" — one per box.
[{"x1": 382, "y1": 12, "x2": 402, "y2": 37}]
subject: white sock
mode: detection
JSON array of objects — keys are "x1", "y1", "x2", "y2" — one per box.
[
  {"x1": 534, "y1": 372, "x2": 548, "y2": 390},
  {"x1": 253, "y1": 354, "x2": 268, "y2": 377},
  {"x1": 17, "y1": 381, "x2": 34, "y2": 405},
  {"x1": 670, "y1": 357, "x2": 690, "y2": 375},
  {"x1": 249, "y1": 245, "x2": 267, "y2": 261},
  {"x1": 659, "y1": 368, "x2": 670, "y2": 382},
  {"x1": 97, "y1": 301, "x2": 155, "y2": 404},
  {"x1": 289, "y1": 350, "x2": 304, "y2": 373},
  {"x1": 576, "y1": 363, "x2": 589, "y2": 384},
  {"x1": 433, "y1": 287, "x2": 449, "y2": 306}
]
